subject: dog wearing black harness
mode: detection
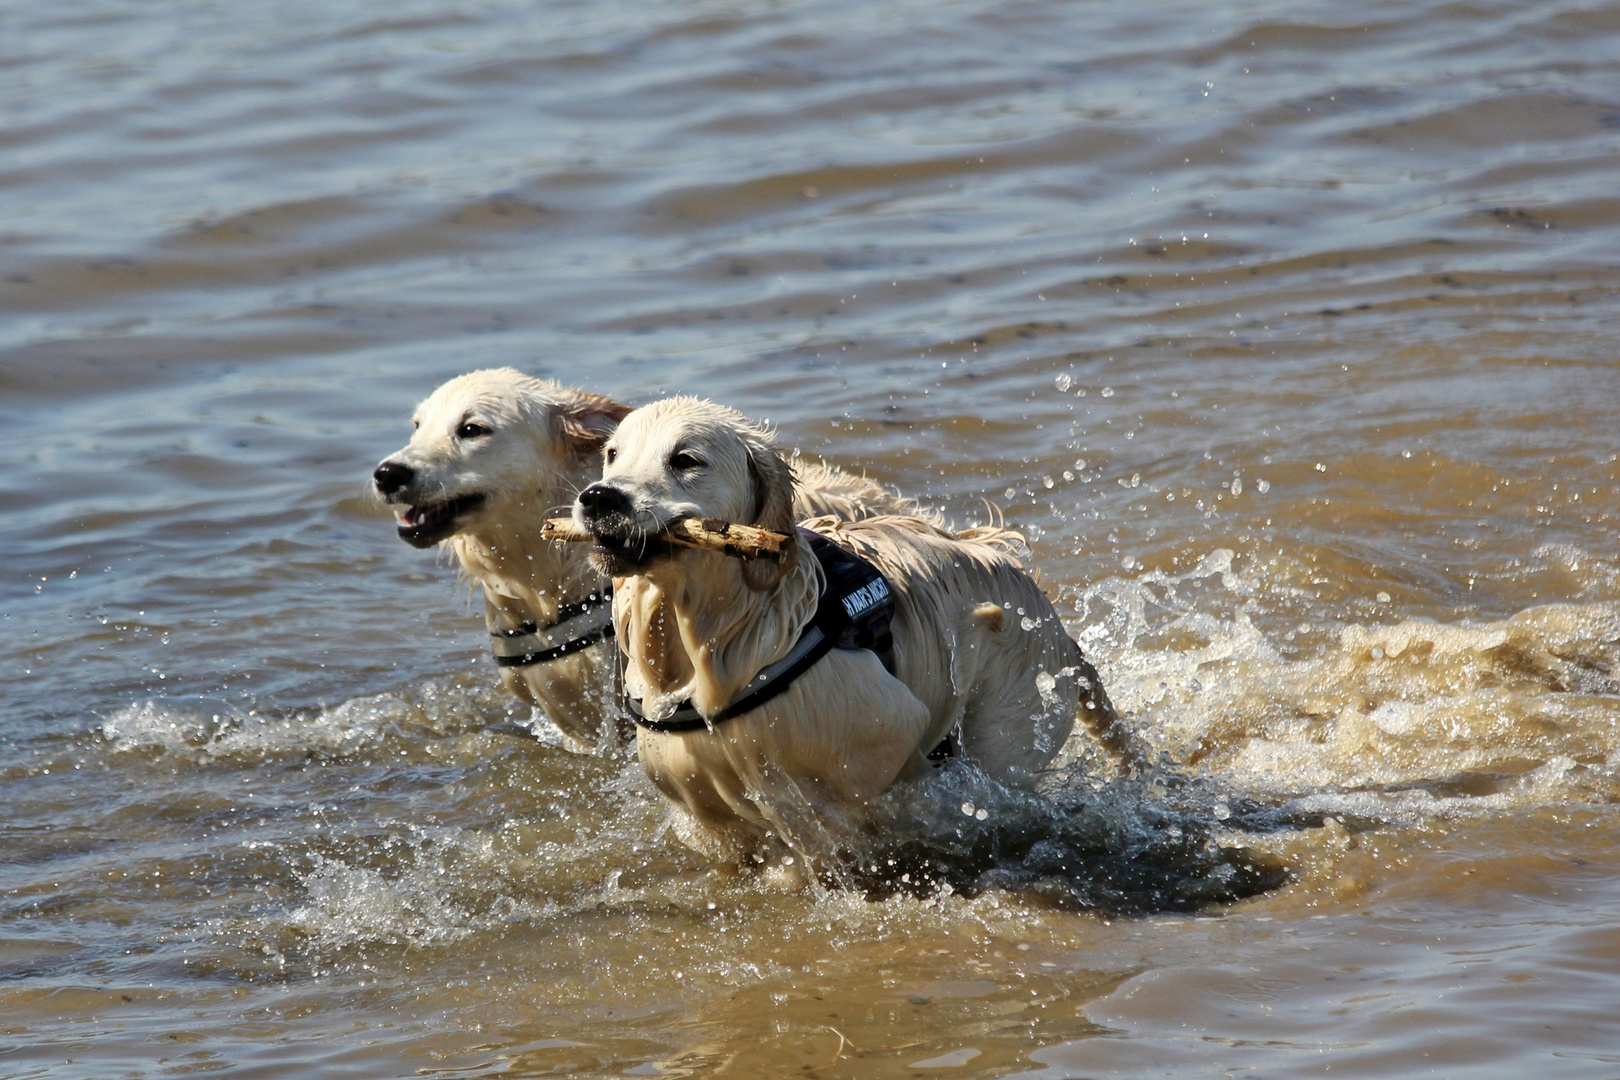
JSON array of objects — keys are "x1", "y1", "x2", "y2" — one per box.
[{"x1": 575, "y1": 397, "x2": 1114, "y2": 875}]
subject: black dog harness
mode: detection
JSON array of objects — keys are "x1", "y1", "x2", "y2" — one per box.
[
  {"x1": 627, "y1": 529, "x2": 896, "y2": 733},
  {"x1": 487, "y1": 589, "x2": 614, "y2": 668}
]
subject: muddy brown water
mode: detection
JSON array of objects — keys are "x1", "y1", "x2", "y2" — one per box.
[{"x1": 5, "y1": 1, "x2": 1620, "y2": 1076}]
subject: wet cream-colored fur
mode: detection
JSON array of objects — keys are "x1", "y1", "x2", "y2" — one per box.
[
  {"x1": 579, "y1": 397, "x2": 1111, "y2": 865},
  {"x1": 374, "y1": 368, "x2": 920, "y2": 749}
]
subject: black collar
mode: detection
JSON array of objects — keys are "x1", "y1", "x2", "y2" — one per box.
[
  {"x1": 627, "y1": 529, "x2": 895, "y2": 733},
  {"x1": 487, "y1": 588, "x2": 614, "y2": 668}
]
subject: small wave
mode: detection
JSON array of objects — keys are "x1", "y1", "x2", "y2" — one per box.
[
  {"x1": 277, "y1": 826, "x2": 566, "y2": 953},
  {"x1": 99, "y1": 695, "x2": 412, "y2": 761},
  {"x1": 97, "y1": 679, "x2": 537, "y2": 764},
  {"x1": 287, "y1": 856, "x2": 481, "y2": 950}
]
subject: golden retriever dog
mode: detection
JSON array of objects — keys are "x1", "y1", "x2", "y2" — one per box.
[
  {"x1": 573, "y1": 397, "x2": 1114, "y2": 870},
  {"x1": 372, "y1": 368, "x2": 921, "y2": 748}
]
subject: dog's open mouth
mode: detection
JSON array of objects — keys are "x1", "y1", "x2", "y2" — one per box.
[{"x1": 395, "y1": 492, "x2": 486, "y2": 548}]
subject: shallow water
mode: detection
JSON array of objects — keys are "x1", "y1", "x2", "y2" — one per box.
[{"x1": 5, "y1": 0, "x2": 1620, "y2": 1076}]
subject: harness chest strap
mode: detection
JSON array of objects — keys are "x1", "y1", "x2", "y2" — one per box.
[
  {"x1": 487, "y1": 588, "x2": 614, "y2": 668},
  {"x1": 628, "y1": 529, "x2": 895, "y2": 733}
]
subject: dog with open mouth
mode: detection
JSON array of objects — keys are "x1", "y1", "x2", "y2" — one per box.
[
  {"x1": 574, "y1": 396, "x2": 1116, "y2": 872},
  {"x1": 373, "y1": 367, "x2": 927, "y2": 749}
]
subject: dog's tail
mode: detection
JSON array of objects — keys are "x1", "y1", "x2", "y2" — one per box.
[{"x1": 1068, "y1": 642, "x2": 1148, "y2": 776}]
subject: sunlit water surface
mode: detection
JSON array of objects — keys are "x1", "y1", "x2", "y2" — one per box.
[{"x1": 5, "y1": 0, "x2": 1620, "y2": 1076}]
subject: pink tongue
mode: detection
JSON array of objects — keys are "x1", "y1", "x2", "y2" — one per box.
[{"x1": 399, "y1": 501, "x2": 451, "y2": 527}]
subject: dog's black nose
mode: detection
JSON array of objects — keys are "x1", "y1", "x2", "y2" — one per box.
[
  {"x1": 576, "y1": 483, "x2": 633, "y2": 522},
  {"x1": 373, "y1": 460, "x2": 414, "y2": 496}
]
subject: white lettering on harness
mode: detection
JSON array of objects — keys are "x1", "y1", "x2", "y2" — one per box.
[{"x1": 840, "y1": 578, "x2": 891, "y2": 619}]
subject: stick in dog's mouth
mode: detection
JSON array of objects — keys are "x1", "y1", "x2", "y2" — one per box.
[{"x1": 544, "y1": 516, "x2": 788, "y2": 563}]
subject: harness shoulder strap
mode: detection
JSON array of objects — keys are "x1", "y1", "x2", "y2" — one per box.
[{"x1": 628, "y1": 529, "x2": 896, "y2": 732}]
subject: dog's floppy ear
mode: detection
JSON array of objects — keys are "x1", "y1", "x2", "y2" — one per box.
[
  {"x1": 741, "y1": 439, "x2": 800, "y2": 591},
  {"x1": 558, "y1": 392, "x2": 633, "y2": 456}
]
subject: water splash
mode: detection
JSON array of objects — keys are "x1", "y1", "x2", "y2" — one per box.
[
  {"x1": 1064, "y1": 551, "x2": 1620, "y2": 818},
  {"x1": 848, "y1": 761, "x2": 1288, "y2": 915},
  {"x1": 88, "y1": 548, "x2": 1620, "y2": 975}
]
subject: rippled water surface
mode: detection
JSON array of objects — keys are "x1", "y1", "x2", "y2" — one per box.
[{"x1": 5, "y1": 0, "x2": 1620, "y2": 1076}]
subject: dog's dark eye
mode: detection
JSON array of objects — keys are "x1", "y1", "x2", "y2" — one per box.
[
  {"x1": 670, "y1": 450, "x2": 704, "y2": 472},
  {"x1": 456, "y1": 421, "x2": 491, "y2": 440},
  {"x1": 411, "y1": 418, "x2": 420, "y2": 430},
  {"x1": 605, "y1": 447, "x2": 617, "y2": 465}
]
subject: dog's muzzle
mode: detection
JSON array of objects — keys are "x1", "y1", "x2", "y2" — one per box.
[
  {"x1": 374, "y1": 459, "x2": 486, "y2": 548},
  {"x1": 576, "y1": 483, "x2": 671, "y2": 573}
]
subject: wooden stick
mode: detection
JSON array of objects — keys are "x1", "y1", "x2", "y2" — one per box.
[{"x1": 541, "y1": 516, "x2": 790, "y2": 563}]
